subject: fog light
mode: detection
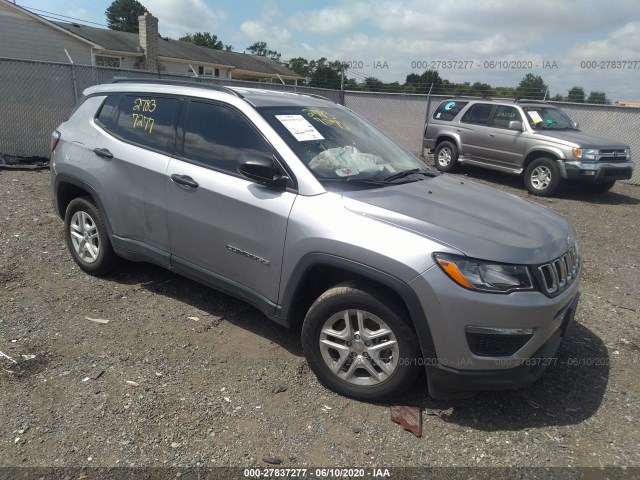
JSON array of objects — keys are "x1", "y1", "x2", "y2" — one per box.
[{"x1": 465, "y1": 326, "x2": 534, "y2": 356}]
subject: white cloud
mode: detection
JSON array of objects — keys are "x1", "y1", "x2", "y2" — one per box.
[
  {"x1": 240, "y1": 19, "x2": 292, "y2": 46},
  {"x1": 143, "y1": 0, "x2": 226, "y2": 39},
  {"x1": 289, "y1": 7, "x2": 356, "y2": 35}
]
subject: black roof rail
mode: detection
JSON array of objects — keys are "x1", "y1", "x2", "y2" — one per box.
[
  {"x1": 297, "y1": 92, "x2": 334, "y2": 103},
  {"x1": 515, "y1": 98, "x2": 547, "y2": 104},
  {"x1": 450, "y1": 95, "x2": 486, "y2": 100},
  {"x1": 108, "y1": 77, "x2": 244, "y2": 98}
]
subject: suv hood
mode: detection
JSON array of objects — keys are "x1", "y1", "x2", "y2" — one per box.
[
  {"x1": 342, "y1": 175, "x2": 571, "y2": 265},
  {"x1": 532, "y1": 130, "x2": 630, "y2": 149}
]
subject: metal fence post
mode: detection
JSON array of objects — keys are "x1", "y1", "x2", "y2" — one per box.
[{"x1": 64, "y1": 49, "x2": 78, "y2": 102}]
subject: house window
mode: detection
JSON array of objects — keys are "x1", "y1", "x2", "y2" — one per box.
[
  {"x1": 197, "y1": 66, "x2": 219, "y2": 77},
  {"x1": 95, "y1": 55, "x2": 121, "y2": 68}
]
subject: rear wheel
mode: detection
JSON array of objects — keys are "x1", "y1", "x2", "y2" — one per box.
[
  {"x1": 64, "y1": 197, "x2": 118, "y2": 275},
  {"x1": 524, "y1": 158, "x2": 562, "y2": 196},
  {"x1": 301, "y1": 282, "x2": 420, "y2": 401},
  {"x1": 434, "y1": 141, "x2": 458, "y2": 172}
]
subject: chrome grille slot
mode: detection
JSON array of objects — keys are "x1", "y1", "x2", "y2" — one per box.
[
  {"x1": 537, "y1": 245, "x2": 579, "y2": 296},
  {"x1": 553, "y1": 258, "x2": 567, "y2": 287}
]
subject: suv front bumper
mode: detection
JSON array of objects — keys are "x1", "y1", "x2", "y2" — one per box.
[
  {"x1": 408, "y1": 263, "x2": 581, "y2": 399},
  {"x1": 425, "y1": 292, "x2": 579, "y2": 398},
  {"x1": 561, "y1": 160, "x2": 633, "y2": 183}
]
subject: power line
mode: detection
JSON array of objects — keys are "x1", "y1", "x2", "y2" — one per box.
[{"x1": 21, "y1": 5, "x2": 109, "y2": 28}]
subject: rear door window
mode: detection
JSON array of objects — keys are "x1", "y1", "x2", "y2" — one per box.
[
  {"x1": 461, "y1": 104, "x2": 494, "y2": 125},
  {"x1": 432, "y1": 101, "x2": 468, "y2": 121},
  {"x1": 115, "y1": 95, "x2": 181, "y2": 154}
]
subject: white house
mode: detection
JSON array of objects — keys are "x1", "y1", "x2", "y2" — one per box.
[{"x1": 0, "y1": 0, "x2": 302, "y2": 83}]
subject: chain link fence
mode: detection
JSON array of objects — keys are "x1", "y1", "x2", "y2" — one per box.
[
  {"x1": 1, "y1": 57, "x2": 638, "y2": 184},
  {"x1": 0, "y1": 57, "x2": 340, "y2": 158}
]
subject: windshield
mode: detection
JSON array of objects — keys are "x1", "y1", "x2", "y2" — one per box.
[
  {"x1": 523, "y1": 106, "x2": 577, "y2": 130},
  {"x1": 258, "y1": 105, "x2": 431, "y2": 185}
]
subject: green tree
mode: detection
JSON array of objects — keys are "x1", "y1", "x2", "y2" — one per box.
[
  {"x1": 567, "y1": 86, "x2": 585, "y2": 103},
  {"x1": 404, "y1": 69, "x2": 443, "y2": 93},
  {"x1": 515, "y1": 73, "x2": 548, "y2": 100},
  {"x1": 286, "y1": 57, "x2": 311, "y2": 80},
  {"x1": 363, "y1": 77, "x2": 384, "y2": 92},
  {"x1": 550, "y1": 93, "x2": 564, "y2": 101},
  {"x1": 105, "y1": 0, "x2": 146, "y2": 33},
  {"x1": 587, "y1": 91, "x2": 610, "y2": 104},
  {"x1": 246, "y1": 42, "x2": 281, "y2": 62},
  {"x1": 307, "y1": 57, "x2": 342, "y2": 89},
  {"x1": 179, "y1": 32, "x2": 231, "y2": 51},
  {"x1": 470, "y1": 82, "x2": 495, "y2": 97}
]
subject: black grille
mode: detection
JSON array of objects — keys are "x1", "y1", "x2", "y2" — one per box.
[
  {"x1": 535, "y1": 246, "x2": 579, "y2": 296},
  {"x1": 466, "y1": 332, "x2": 533, "y2": 356},
  {"x1": 598, "y1": 149, "x2": 628, "y2": 163}
]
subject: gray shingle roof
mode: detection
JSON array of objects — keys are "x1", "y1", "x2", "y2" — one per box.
[{"x1": 53, "y1": 22, "x2": 302, "y2": 79}]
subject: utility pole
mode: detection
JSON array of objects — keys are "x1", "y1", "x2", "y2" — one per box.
[{"x1": 339, "y1": 65, "x2": 345, "y2": 106}]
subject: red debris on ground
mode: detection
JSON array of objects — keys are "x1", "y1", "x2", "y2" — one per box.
[{"x1": 390, "y1": 405, "x2": 422, "y2": 437}]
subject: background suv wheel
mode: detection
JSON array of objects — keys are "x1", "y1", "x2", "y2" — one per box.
[
  {"x1": 64, "y1": 197, "x2": 118, "y2": 275},
  {"x1": 301, "y1": 282, "x2": 420, "y2": 401},
  {"x1": 434, "y1": 141, "x2": 458, "y2": 172},
  {"x1": 524, "y1": 158, "x2": 562, "y2": 197}
]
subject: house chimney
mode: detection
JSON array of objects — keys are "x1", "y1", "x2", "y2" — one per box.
[{"x1": 138, "y1": 12, "x2": 159, "y2": 70}]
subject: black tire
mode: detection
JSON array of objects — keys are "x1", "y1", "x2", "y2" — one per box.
[
  {"x1": 301, "y1": 282, "x2": 421, "y2": 401},
  {"x1": 434, "y1": 141, "x2": 459, "y2": 172},
  {"x1": 524, "y1": 158, "x2": 562, "y2": 196},
  {"x1": 579, "y1": 180, "x2": 616, "y2": 194},
  {"x1": 64, "y1": 197, "x2": 118, "y2": 275}
]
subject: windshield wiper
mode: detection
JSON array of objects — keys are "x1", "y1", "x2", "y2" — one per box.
[
  {"x1": 317, "y1": 177, "x2": 388, "y2": 187},
  {"x1": 383, "y1": 168, "x2": 438, "y2": 182}
]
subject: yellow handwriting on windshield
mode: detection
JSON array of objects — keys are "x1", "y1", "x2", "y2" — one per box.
[{"x1": 302, "y1": 109, "x2": 347, "y2": 129}]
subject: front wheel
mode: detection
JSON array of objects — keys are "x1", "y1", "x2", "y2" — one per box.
[
  {"x1": 524, "y1": 158, "x2": 562, "y2": 196},
  {"x1": 301, "y1": 282, "x2": 421, "y2": 401}
]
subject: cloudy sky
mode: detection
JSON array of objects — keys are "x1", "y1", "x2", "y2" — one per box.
[{"x1": 20, "y1": 0, "x2": 640, "y2": 101}]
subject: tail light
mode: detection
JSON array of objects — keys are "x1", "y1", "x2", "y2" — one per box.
[{"x1": 51, "y1": 130, "x2": 61, "y2": 151}]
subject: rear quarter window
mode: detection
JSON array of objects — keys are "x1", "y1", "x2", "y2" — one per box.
[
  {"x1": 95, "y1": 95, "x2": 121, "y2": 132},
  {"x1": 432, "y1": 101, "x2": 468, "y2": 121}
]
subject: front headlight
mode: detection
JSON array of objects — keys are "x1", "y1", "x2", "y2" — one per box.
[
  {"x1": 434, "y1": 253, "x2": 534, "y2": 293},
  {"x1": 572, "y1": 148, "x2": 597, "y2": 160}
]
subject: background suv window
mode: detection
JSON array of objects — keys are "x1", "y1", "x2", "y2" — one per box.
[
  {"x1": 432, "y1": 101, "x2": 468, "y2": 121},
  {"x1": 490, "y1": 106, "x2": 522, "y2": 128},
  {"x1": 115, "y1": 95, "x2": 181, "y2": 154},
  {"x1": 461, "y1": 104, "x2": 494, "y2": 125},
  {"x1": 180, "y1": 101, "x2": 273, "y2": 174}
]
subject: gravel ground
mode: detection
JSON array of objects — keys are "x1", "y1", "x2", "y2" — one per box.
[{"x1": 1, "y1": 168, "x2": 639, "y2": 472}]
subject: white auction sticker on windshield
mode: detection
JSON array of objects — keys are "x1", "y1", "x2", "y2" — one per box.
[
  {"x1": 528, "y1": 111, "x2": 543, "y2": 123},
  {"x1": 275, "y1": 115, "x2": 324, "y2": 141}
]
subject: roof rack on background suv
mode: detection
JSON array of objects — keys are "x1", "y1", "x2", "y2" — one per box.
[
  {"x1": 514, "y1": 98, "x2": 548, "y2": 104},
  {"x1": 109, "y1": 77, "x2": 245, "y2": 98}
]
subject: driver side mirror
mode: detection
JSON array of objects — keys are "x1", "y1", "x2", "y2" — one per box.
[
  {"x1": 508, "y1": 120, "x2": 524, "y2": 131},
  {"x1": 238, "y1": 154, "x2": 289, "y2": 189}
]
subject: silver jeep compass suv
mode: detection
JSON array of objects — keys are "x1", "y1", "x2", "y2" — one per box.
[
  {"x1": 424, "y1": 98, "x2": 633, "y2": 196},
  {"x1": 51, "y1": 80, "x2": 581, "y2": 400}
]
